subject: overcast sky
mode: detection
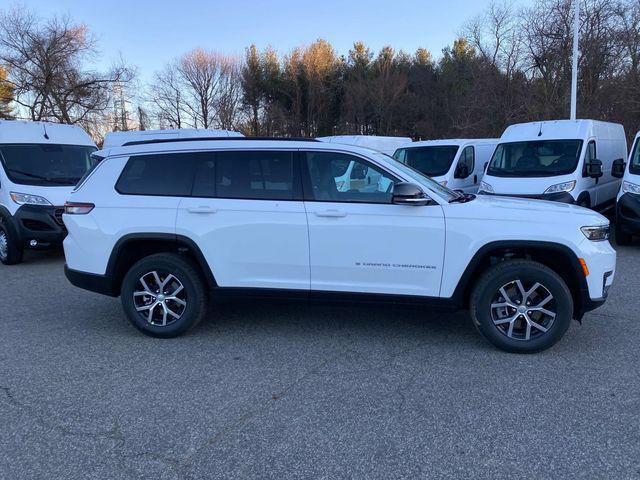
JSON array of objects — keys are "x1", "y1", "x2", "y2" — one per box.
[{"x1": 9, "y1": 0, "x2": 518, "y2": 81}]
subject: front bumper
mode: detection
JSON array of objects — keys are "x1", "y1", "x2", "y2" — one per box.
[
  {"x1": 575, "y1": 238, "x2": 616, "y2": 318},
  {"x1": 616, "y1": 193, "x2": 640, "y2": 235},
  {"x1": 13, "y1": 205, "x2": 67, "y2": 247},
  {"x1": 479, "y1": 191, "x2": 575, "y2": 203}
]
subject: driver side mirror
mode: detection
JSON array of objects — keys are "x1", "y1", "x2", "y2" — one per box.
[
  {"x1": 454, "y1": 163, "x2": 469, "y2": 179},
  {"x1": 586, "y1": 159, "x2": 603, "y2": 179},
  {"x1": 612, "y1": 158, "x2": 626, "y2": 178},
  {"x1": 392, "y1": 182, "x2": 431, "y2": 206}
]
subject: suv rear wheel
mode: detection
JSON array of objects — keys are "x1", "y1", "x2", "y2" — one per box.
[
  {"x1": 121, "y1": 253, "x2": 207, "y2": 337},
  {"x1": 0, "y1": 223, "x2": 23, "y2": 265},
  {"x1": 470, "y1": 260, "x2": 573, "y2": 353}
]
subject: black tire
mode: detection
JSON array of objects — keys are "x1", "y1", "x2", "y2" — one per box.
[
  {"x1": 470, "y1": 260, "x2": 573, "y2": 353},
  {"x1": 120, "y1": 253, "x2": 207, "y2": 338},
  {"x1": 0, "y1": 222, "x2": 24, "y2": 265},
  {"x1": 615, "y1": 223, "x2": 633, "y2": 246}
]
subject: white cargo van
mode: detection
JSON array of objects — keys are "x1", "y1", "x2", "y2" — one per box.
[
  {"x1": 103, "y1": 128, "x2": 243, "y2": 148},
  {"x1": 0, "y1": 120, "x2": 97, "y2": 265},
  {"x1": 317, "y1": 135, "x2": 412, "y2": 156},
  {"x1": 613, "y1": 131, "x2": 640, "y2": 244},
  {"x1": 479, "y1": 120, "x2": 626, "y2": 208},
  {"x1": 393, "y1": 139, "x2": 499, "y2": 193}
]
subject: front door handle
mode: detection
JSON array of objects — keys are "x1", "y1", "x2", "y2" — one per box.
[
  {"x1": 315, "y1": 209, "x2": 347, "y2": 218},
  {"x1": 188, "y1": 206, "x2": 218, "y2": 214}
]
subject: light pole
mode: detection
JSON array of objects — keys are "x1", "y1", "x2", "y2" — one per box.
[{"x1": 570, "y1": 0, "x2": 580, "y2": 120}]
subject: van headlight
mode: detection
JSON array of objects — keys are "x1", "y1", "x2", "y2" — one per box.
[
  {"x1": 479, "y1": 181, "x2": 494, "y2": 193},
  {"x1": 10, "y1": 192, "x2": 53, "y2": 206},
  {"x1": 439, "y1": 180, "x2": 448, "y2": 187},
  {"x1": 622, "y1": 180, "x2": 640, "y2": 195},
  {"x1": 544, "y1": 180, "x2": 576, "y2": 194},
  {"x1": 581, "y1": 224, "x2": 610, "y2": 241}
]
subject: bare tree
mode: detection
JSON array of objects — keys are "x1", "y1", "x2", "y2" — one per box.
[
  {"x1": 0, "y1": 8, "x2": 131, "y2": 124},
  {"x1": 215, "y1": 58, "x2": 242, "y2": 130},
  {"x1": 150, "y1": 62, "x2": 184, "y2": 128}
]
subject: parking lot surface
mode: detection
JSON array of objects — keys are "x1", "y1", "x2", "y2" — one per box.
[{"x1": 1, "y1": 244, "x2": 639, "y2": 479}]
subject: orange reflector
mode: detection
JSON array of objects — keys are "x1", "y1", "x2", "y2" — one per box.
[{"x1": 579, "y1": 258, "x2": 590, "y2": 277}]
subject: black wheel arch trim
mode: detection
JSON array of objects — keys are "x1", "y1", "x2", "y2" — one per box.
[
  {"x1": 450, "y1": 240, "x2": 593, "y2": 319},
  {"x1": 0, "y1": 205, "x2": 20, "y2": 240},
  {"x1": 105, "y1": 233, "x2": 217, "y2": 295}
]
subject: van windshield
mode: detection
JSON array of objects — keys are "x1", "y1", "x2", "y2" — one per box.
[
  {"x1": 0, "y1": 143, "x2": 98, "y2": 186},
  {"x1": 393, "y1": 146, "x2": 459, "y2": 177},
  {"x1": 630, "y1": 138, "x2": 640, "y2": 175},
  {"x1": 487, "y1": 140, "x2": 583, "y2": 177},
  {"x1": 369, "y1": 151, "x2": 459, "y2": 202}
]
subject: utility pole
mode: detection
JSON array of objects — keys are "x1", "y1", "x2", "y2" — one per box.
[{"x1": 570, "y1": 0, "x2": 579, "y2": 120}]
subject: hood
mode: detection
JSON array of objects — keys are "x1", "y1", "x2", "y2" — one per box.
[
  {"x1": 449, "y1": 194, "x2": 608, "y2": 226},
  {"x1": 482, "y1": 173, "x2": 577, "y2": 196},
  {"x1": 9, "y1": 184, "x2": 74, "y2": 207}
]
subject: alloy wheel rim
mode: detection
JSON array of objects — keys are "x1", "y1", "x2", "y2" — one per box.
[
  {"x1": 490, "y1": 279, "x2": 556, "y2": 341},
  {"x1": 0, "y1": 231, "x2": 8, "y2": 260},
  {"x1": 133, "y1": 270, "x2": 187, "y2": 326}
]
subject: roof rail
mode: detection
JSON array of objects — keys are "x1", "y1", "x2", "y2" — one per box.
[{"x1": 121, "y1": 136, "x2": 319, "y2": 147}]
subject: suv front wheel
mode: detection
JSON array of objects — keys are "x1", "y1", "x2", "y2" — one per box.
[
  {"x1": 470, "y1": 260, "x2": 573, "y2": 353},
  {"x1": 121, "y1": 253, "x2": 207, "y2": 337}
]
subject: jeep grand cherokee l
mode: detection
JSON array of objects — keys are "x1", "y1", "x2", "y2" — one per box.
[{"x1": 62, "y1": 138, "x2": 616, "y2": 353}]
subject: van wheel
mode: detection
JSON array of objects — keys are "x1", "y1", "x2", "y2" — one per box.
[
  {"x1": 470, "y1": 260, "x2": 573, "y2": 353},
  {"x1": 0, "y1": 223, "x2": 23, "y2": 265},
  {"x1": 615, "y1": 223, "x2": 633, "y2": 246},
  {"x1": 120, "y1": 253, "x2": 207, "y2": 338}
]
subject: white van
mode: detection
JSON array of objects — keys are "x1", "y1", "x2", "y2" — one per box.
[
  {"x1": 0, "y1": 120, "x2": 97, "y2": 265},
  {"x1": 613, "y1": 131, "x2": 640, "y2": 244},
  {"x1": 317, "y1": 135, "x2": 412, "y2": 156},
  {"x1": 103, "y1": 128, "x2": 243, "y2": 148},
  {"x1": 393, "y1": 139, "x2": 499, "y2": 193},
  {"x1": 479, "y1": 120, "x2": 627, "y2": 208}
]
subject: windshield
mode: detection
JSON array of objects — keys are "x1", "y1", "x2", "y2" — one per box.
[
  {"x1": 0, "y1": 143, "x2": 98, "y2": 186},
  {"x1": 487, "y1": 140, "x2": 583, "y2": 177},
  {"x1": 370, "y1": 151, "x2": 459, "y2": 202},
  {"x1": 630, "y1": 137, "x2": 640, "y2": 175},
  {"x1": 393, "y1": 146, "x2": 459, "y2": 177}
]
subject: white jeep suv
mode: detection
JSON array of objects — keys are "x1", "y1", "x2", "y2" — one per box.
[{"x1": 63, "y1": 138, "x2": 616, "y2": 353}]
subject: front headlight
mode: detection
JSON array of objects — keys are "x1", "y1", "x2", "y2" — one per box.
[
  {"x1": 439, "y1": 180, "x2": 448, "y2": 187},
  {"x1": 479, "y1": 181, "x2": 494, "y2": 193},
  {"x1": 10, "y1": 192, "x2": 52, "y2": 206},
  {"x1": 622, "y1": 180, "x2": 640, "y2": 195},
  {"x1": 544, "y1": 180, "x2": 576, "y2": 194},
  {"x1": 581, "y1": 224, "x2": 610, "y2": 241}
]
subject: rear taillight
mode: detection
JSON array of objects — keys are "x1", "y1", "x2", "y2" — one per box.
[{"x1": 64, "y1": 202, "x2": 95, "y2": 215}]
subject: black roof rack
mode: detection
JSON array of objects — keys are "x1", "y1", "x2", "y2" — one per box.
[{"x1": 121, "y1": 136, "x2": 319, "y2": 147}]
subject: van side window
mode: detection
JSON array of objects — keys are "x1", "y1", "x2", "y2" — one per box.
[
  {"x1": 304, "y1": 152, "x2": 398, "y2": 204},
  {"x1": 215, "y1": 151, "x2": 295, "y2": 200},
  {"x1": 116, "y1": 152, "x2": 200, "y2": 196},
  {"x1": 458, "y1": 146, "x2": 474, "y2": 177}
]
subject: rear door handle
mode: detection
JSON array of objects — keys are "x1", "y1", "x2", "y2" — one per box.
[
  {"x1": 188, "y1": 207, "x2": 218, "y2": 214},
  {"x1": 315, "y1": 209, "x2": 347, "y2": 218}
]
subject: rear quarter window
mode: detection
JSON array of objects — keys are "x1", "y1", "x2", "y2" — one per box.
[{"x1": 115, "y1": 152, "x2": 205, "y2": 196}]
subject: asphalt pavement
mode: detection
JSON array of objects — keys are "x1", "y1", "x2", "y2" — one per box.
[{"x1": 1, "y1": 243, "x2": 639, "y2": 479}]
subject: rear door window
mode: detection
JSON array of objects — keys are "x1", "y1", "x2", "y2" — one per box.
[
  {"x1": 116, "y1": 152, "x2": 202, "y2": 196},
  {"x1": 214, "y1": 151, "x2": 296, "y2": 200}
]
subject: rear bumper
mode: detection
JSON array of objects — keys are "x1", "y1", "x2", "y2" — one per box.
[
  {"x1": 13, "y1": 205, "x2": 67, "y2": 246},
  {"x1": 616, "y1": 193, "x2": 640, "y2": 235},
  {"x1": 479, "y1": 191, "x2": 575, "y2": 203},
  {"x1": 64, "y1": 265, "x2": 118, "y2": 297}
]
